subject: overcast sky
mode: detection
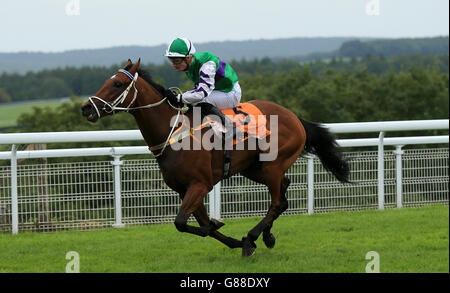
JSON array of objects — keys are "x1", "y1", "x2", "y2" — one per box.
[{"x1": 0, "y1": 0, "x2": 448, "y2": 53}]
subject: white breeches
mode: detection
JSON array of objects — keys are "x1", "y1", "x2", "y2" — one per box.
[{"x1": 203, "y1": 82, "x2": 242, "y2": 110}]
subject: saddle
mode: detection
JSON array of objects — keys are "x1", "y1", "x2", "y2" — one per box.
[
  {"x1": 190, "y1": 102, "x2": 271, "y2": 142},
  {"x1": 189, "y1": 102, "x2": 271, "y2": 179}
]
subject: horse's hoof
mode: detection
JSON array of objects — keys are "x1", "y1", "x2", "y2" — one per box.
[
  {"x1": 263, "y1": 233, "x2": 276, "y2": 249},
  {"x1": 210, "y1": 218, "x2": 225, "y2": 231},
  {"x1": 242, "y1": 237, "x2": 257, "y2": 257}
]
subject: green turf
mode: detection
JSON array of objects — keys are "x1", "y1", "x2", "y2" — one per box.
[
  {"x1": 0, "y1": 100, "x2": 62, "y2": 128},
  {"x1": 0, "y1": 204, "x2": 448, "y2": 273}
]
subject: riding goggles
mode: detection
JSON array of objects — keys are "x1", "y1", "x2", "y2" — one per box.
[{"x1": 169, "y1": 57, "x2": 185, "y2": 64}]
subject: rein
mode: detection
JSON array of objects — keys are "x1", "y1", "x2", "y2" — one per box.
[{"x1": 88, "y1": 68, "x2": 189, "y2": 158}]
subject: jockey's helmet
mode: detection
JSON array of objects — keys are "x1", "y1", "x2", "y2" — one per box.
[{"x1": 164, "y1": 38, "x2": 196, "y2": 58}]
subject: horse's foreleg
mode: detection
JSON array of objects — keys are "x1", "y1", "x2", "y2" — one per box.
[
  {"x1": 193, "y1": 204, "x2": 243, "y2": 249},
  {"x1": 174, "y1": 184, "x2": 214, "y2": 237}
]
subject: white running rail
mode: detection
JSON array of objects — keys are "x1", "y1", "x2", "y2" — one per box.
[{"x1": 0, "y1": 119, "x2": 448, "y2": 234}]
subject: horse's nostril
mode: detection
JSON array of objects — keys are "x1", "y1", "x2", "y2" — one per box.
[{"x1": 81, "y1": 104, "x2": 93, "y2": 116}]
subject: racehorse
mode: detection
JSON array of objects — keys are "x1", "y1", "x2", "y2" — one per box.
[{"x1": 81, "y1": 59, "x2": 350, "y2": 256}]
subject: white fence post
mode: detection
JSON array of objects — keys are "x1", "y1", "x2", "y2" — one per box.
[
  {"x1": 307, "y1": 155, "x2": 315, "y2": 214},
  {"x1": 214, "y1": 182, "x2": 221, "y2": 220},
  {"x1": 377, "y1": 132, "x2": 385, "y2": 210},
  {"x1": 111, "y1": 155, "x2": 125, "y2": 228},
  {"x1": 394, "y1": 145, "x2": 404, "y2": 208},
  {"x1": 208, "y1": 187, "x2": 215, "y2": 219},
  {"x1": 11, "y1": 144, "x2": 18, "y2": 234},
  {"x1": 209, "y1": 182, "x2": 221, "y2": 220}
]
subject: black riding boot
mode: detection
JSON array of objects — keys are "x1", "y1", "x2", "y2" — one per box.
[{"x1": 199, "y1": 103, "x2": 242, "y2": 143}]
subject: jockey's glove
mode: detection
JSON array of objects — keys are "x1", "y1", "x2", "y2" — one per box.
[{"x1": 164, "y1": 89, "x2": 183, "y2": 107}]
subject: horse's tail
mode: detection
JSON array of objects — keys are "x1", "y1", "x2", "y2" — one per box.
[{"x1": 299, "y1": 118, "x2": 350, "y2": 183}]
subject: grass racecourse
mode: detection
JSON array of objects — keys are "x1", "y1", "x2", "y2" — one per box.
[
  {"x1": 0, "y1": 100, "x2": 62, "y2": 128},
  {"x1": 0, "y1": 204, "x2": 448, "y2": 273}
]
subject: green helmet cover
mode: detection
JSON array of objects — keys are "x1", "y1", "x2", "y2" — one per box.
[{"x1": 165, "y1": 38, "x2": 196, "y2": 57}]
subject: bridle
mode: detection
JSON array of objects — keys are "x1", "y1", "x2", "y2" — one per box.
[
  {"x1": 88, "y1": 68, "x2": 189, "y2": 157},
  {"x1": 88, "y1": 69, "x2": 187, "y2": 115}
]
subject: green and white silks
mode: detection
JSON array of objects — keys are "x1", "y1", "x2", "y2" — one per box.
[{"x1": 181, "y1": 52, "x2": 241, "y2": 109}]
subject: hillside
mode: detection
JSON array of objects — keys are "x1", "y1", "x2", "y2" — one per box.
[
  {"x1": 0, "y1": 37, "x2": 365, "y2": 74},
  {"x1": 290, "y1": 36, "x2": 449, "y2": 62},
  {"x1": 338, "y1": 36, "x2": 449, "y2": 57}
]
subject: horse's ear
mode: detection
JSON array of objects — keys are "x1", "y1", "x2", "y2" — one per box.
[
  {"x1": 136, "y1": 58, "x2": 141, "y2": 69},
  {"x1": 130, "y1": 58, "x2": 141, "y2": 73},
  {"x1": 124, "y1": 59, "x2": 132, "y2": 69}
]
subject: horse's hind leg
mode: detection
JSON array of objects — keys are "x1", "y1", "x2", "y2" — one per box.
[
  {"x1": 193, "y1": 204, "x2": 243, "y2": 249},
  {"x1": 262, "y1": 176, "x2": 290, "y2": 248},
  {"x1": 240, "y1": 167, "x2": 288, "y2": 256}
]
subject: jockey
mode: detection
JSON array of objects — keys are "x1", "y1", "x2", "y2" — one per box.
[
  {"x1": 164, "y1": 37, "x2": 242, "y2": 141},
  {"x1": 164, "y1": 37, "x2": 242, "y2": 110}
]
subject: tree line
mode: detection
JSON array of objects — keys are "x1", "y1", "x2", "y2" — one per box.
[
  {"x1": 14, "y1": 56, "x2": 448, "y2": 131},
  {"x1": 0, "y1": 52, "x2": 448, "y2": 104}
]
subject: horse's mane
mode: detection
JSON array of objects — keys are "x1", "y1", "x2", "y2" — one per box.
[{"x1": 124, "y1": 64, "x2": 166, "y2": 97}]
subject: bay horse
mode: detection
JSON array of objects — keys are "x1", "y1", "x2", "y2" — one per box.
[{"x1": 81, "y1": 59, "x2": 350, "y2": 257}]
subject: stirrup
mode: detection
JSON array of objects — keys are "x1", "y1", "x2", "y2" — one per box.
[{"x1": 224, "y1": 122, "x2": 242, "y2": 140}]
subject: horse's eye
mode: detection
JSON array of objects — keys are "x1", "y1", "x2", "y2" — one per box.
[{"x1": 113, "y1": 81, "x2": 123, "y2": 88}]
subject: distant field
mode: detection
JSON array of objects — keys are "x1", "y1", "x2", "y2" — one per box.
[
  {"x1": 0, "y1": 100, "x2": 63, "y2": 128},
  {"x1": 0, "y1": 205, "x2": 447, "y2": 273}
]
